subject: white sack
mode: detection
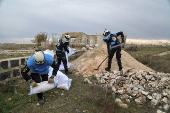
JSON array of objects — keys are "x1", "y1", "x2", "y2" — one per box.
[
  {"x1": 29, "y1": 81, "x2": 56, "y2": 95},
  {"x1": 49, "y1": 66, "x2": 72, "y2": 90},
  {"x1": 67, "y1": 47, "x2": 75, "y2": 57},
  {"x1": 59, "y1": 47, "x2": 74, "y2": 70},
  {"x1": 54, "y1": 70, "x2": 72, "y2": 90},
  {"x1": 43, "y1": 49, "x2": 55, "y2": 58},
  {"x1": 43, "y1": 48, "x2": 74, "y2": 70},
  {"x1": 29, "y1": 67, "x2": 72, "y2": 95}
]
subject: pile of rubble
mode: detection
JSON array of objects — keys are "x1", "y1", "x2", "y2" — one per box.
[
  {"x1": 92, "y1": 69, "x2": 170, "y2": 112},
  {"x1": 71, "y1": 43, "x2": 153, "y2": 77},
  {"x1": 71, "y1": 43, "x2": 170, "y2": 112}
]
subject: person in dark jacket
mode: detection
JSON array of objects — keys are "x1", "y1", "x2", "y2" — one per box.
[
  {"x1": 103, "y1": 29, "x2": 125, "y2": 76},
  {"x1": 21, "y1": 50, "x2": 57, "y2": 104},
  {"x1": 55, "y1": 34, "x2": 72, "y2": 74}
]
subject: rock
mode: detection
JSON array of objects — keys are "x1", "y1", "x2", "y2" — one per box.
[
  {"x1": 136, "y1": 74, "x2": 143, "y2": 80},
  {"x1": 142, "y1": 91, "x2": 149, "y2": 96},
  {"x1": 82, "y1": 47, "x2": 87, "y2": 51},
  {"x1": 140, "y1": 80, "x2": 145, "y2": 84},
  {"x1": 84, "y1": 78, "x2": 92, "y2": 84},
  {"x1": 156, "y1": 109, "x2": 166, "y2": 113},
  {"x1": 95, "y1": 73, "x2": 102, "y2": 78},
  {"x1": 132, "y1": 87, "x2": 138, "y2": 91},
  {"x1": 131, "y1": 93, "x2": 137, "y2": 97},
  {"x1": 115, "y1": 98, "x2": 123, "y2": 104},
  {"x1": 152, "y1": 93, "x2": 162, "y2": 100},
  {"x1": 117, "y1": 89, "x2": 124, "y2": 94},
  {"x1": 151, "y1": 99, "x2": 158, "y2": 106},
  {"x1": 163, "y1": 104, "x2": 169, "y2": 111},
  {"x1": 125, "y1": 99, "x2": 130, "y2": 103},
  {"x1": 119, "y1": 103, "x2": 128, "y2": 108},
  {"x1": 162, "y1": 97, "x2": 168, "y2": 103},
  {"x1": 145, "y1": 75, "x2": 152, "y2": 81},
  {"x1": 121, "y1": 94, "x2": 129, "y2": 99},
  {"x1": 84, "y1": 66, "x2": 170, "y2": 109},
  {"x1": 139, "y1": 96, "x2": 146, "y2": 103},
  {"x1": 100, "y1": 79, "x2": 105, "y2": 84},
  {"x1": 147, "y1": 95, "x2": 153, "y2": 100},
  {"x1": 111, "y1": 86, "x2": 116, "y2": 92},
  {"x1": 162, "y1": 92, "x2": 167, "y2": 96},
  {"x1": 135, "y1": 98, "x2": 142, "y2": 105}
]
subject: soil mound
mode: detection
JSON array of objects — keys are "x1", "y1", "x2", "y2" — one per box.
[{"x1": 71, "y1": 43, "x2": 154, "y2": 77}]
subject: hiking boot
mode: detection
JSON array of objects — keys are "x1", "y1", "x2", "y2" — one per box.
[
  {"x1": 105, "y1": 67, "x2": 110, "y2": 71},
  {"x1": 65, "y1": 71, "x2": 72, "y2": 74},
  {"x1": 38, "y1": 99, "x2": 44, "y2": 104},
  {"x1": 120, "y1": 70, "x2": 123, "y2": 76}
]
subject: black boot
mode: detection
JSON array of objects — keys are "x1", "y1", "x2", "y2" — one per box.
[
  {"x1": 105, "y1": 67, "x2": 110, "y2": 71},
  {"x1": 38, "y1": 98, "x2": 44, "y2": 104}
]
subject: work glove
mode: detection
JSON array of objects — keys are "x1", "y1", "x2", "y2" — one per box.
[
  {"x1": 28, "y1": 79, "x2": 38, "y2": 87},
  {"x1": 48, "y1": 75, "x2": 55, "y2": 83}
]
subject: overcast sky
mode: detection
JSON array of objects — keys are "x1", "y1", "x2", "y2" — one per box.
[{"x1": 0, "y1": 0, "x2": 170, "y2": 44}]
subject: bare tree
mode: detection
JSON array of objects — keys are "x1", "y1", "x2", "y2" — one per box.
[{"x1": 32, "y1": 32, "x2": 48, "y2": 46}]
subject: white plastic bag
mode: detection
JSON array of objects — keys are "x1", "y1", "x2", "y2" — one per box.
[
  {"x1": 29, "y1": 67, "x2": 72, "y2": 95},
  {"x1": 54, "y1": 70, "x2": 72, "y2": 90},
  {"x1": 43, "y1": 49, "x2": 55, "y2": 58},
  {"x1": 29, "y1": 81, "x2": 56, "y2": 95},
  {"x1": 49, "y1": 67, "x2": 72, "y2": 90},
  {"x1": 59, "y1": 47, "x2": 74, "y2": 70}
]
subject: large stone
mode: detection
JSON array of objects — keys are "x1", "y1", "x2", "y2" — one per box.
[
  {"x1": 135, "y1": 98, "x2": 142, "y2": 105},
  {"x1": 139, "y1": 96, "x2": 146, "y2": 103},
  {"x1": 100, "y1": 79, "x2": 105, "y2": 84},
  {"x1": 162, "y1": 97, "x2": 168, "y2": 103},
  {"x1": 114, "y1": 98, "x2": 123, "y2": 104},
  {"x1": 121, "y1": 94, "x2": 129, "y2": 99},
  {"x1": 156, "y1": 109, "x2": 165, "y2": 113},
  {"x1": 142, "y1": 91, "x2": 149, "y2": 96},
  {"x1": 117, "y1": 89, "x2": 124, "y2": 94},
  {"x1": 147, "y1": 95, "x2": 153, "y2": 100},
  {"x1": 84, "y1": 78, "x2": 92, "y2": 84},
  {"x1": 163, "y1": 104, "x2": 169, "y2": 111},
  {"x1": 151, "y1": 99, "x2": 158, "y2": 106},
  {"x1": 119, "y1": 103, "x2": 128, "y2": 108}
]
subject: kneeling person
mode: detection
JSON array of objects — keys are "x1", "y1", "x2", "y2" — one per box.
[{"x1": 21, "y1": 51, "x2": 57, "y2": 104}]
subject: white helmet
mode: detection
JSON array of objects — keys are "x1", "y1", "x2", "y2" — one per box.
[
  {"x1": 65, "y1": 34, "x2": 70, "y2": 39},
  {"x1": 103, "y1": 29, "x2": 110, "y2": 36},
  {"x1": 33, "y1": 51, "x2": 45, "y2": 65}
]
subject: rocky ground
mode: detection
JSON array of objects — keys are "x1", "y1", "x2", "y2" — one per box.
[
  {"x1": 71, "y1": 43, "x2": 153, "y2": 77},
  {"x1": 71, "y1": 44, "x2": 170, "y2": 113}
]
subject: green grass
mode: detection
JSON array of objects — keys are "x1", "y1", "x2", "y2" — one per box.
[
  {"x1": 0, "y1": 53, "x2": 33, "y2": 60},
  {"x1": 0, "y1": 72, "x2": 159, "y2": 113},
  {"x1": 125, "y1": 46, "x2": 170, "y2": 73}
]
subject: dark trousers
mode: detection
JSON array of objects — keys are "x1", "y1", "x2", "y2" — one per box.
[
  {"x1": 30, "y1": 73, "x2": 48, "y2": 100},
  {"x1": 108, "y1": 48, "x2": 122, "y2": 71},
  {"x1": 56, "y1": 51, "x2": 68, "y2": 72}
]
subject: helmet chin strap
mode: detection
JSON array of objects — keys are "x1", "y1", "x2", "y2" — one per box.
[{"x1": 64, "y1": 37, "x2": 69, "y2": 41}]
